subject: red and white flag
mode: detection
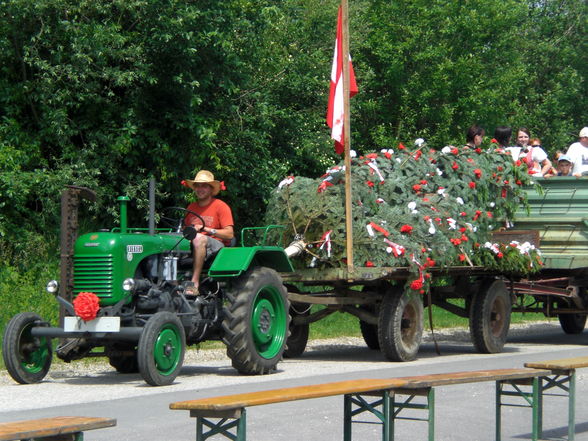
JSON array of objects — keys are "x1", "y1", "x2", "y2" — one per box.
[{"x1": 326, "y1": 5, "x2": 358, "y2": 155}]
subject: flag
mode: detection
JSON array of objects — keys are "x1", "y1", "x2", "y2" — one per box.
[{"x1": 326, "y1": 5, "x2": 358, "y2": 155}]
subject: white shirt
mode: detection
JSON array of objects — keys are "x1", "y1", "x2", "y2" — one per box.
[{"x1": 566, "y1": 142, "x2": 588, "y2": 175}]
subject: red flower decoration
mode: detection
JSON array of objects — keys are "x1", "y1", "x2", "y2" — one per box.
[
  {"x1": 459, "y1": 254, "x2": 466, "y2": 262},
  {"x1": 384, "y1": 151, "x2": 392, "y2": 159},
  {"x1": 181, "y1": 180, "x2": 189, "y2": 187},
  {"x1": 473, "y1": 168, "x2": 482, "y2": 179},
  {"x1": 452, "y1": 162, "x2": 459, "y2": 170},
  {"x1": 516, "y1": 179, "x2": 522, "y2": 186},
  {"x1": 410, "y1": 279, "x2": 424, "y2": 290},
  {"x1": 491, "y1": 138, "x2": 498, "y2": 144},
  {"x1": 400, "y1": 225, "x2": 413, "y2": 234},
  {"x1": 475, "y1": 148, "x2": 482, "y2": 154},
  {"x1": 497, "y1": 252, "x2": 504, "y2": 259},
  {"x1": 398, "y1": 143, "x2": 406, "y2": 150},
  {"x1": 220, "y1": 181, "x2": 227, "y2": 191},
  {"x1": 451, "y1": 147, "x2": 459, "y2": 155},
  {"x1": 73, "y1": 292, "x2": 100, "y2": 321},
  {"x1": 366, "y1": 180, "x2": 375, "y2": 188},
  {"x1": 420, "y1": 180, "x2": 428, "y2": 185},
  {"x1": 366, "y1": 153, "x2": 378, "y2": 159},
  {"x1": 414, "y1": 150, "x2": 422, "y2": 160},
  {"x1": 412, "y1": 184, "x2": 422, "y2": 192},
  {"x1": 450, "y1": 238, "x2": 462, "y2": 246},
  {"x1": 365, "y1": 261, "x2": 375, "y2": 267},
  {"x1": 469, "y1": 182, "x2": 476, "y2": 189}
]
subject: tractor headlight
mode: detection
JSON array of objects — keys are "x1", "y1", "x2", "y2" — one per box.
[
  {"x1": 46, "y1": 280, "x2": 59, "y2": 294},
  {"x1": 122, "y1": 278, "x2": 136, "y2": 292}
]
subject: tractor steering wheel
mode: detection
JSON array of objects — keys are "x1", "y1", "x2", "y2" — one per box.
[{"x1": 160, "y1": 207, "x2": 206, "y2": 234}]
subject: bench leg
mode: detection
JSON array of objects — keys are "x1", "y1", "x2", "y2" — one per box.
[
  {"x1": 496, "y1": 378, "x2": 541, "y2": 441},
  {"x1": 195, "y1": 410, "x2": 246, "y2": 441},
  {"x1": 343, "y1": 391, "x2": 393, "y2": 441},
  {"x1": 537, "y1": 370, "x2": 577, "y2": 440},
  {"x1": 390, "y1": 388, "x2": 434, "y2": 441}
]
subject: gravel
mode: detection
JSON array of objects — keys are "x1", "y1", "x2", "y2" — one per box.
[{"x1": 0, "y1": 321, "x2": 560, "y2": 386}]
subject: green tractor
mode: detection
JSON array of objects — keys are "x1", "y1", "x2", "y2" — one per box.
[{"x1": 2, "y1": 186, "x2": 293, "y2": 386}]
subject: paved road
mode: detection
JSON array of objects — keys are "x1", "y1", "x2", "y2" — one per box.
[{"x1": 1, "y1": 322, "x2": 588, "y2": 440}]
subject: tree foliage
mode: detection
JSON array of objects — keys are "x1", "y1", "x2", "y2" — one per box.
[{"x1": 0, "y1": 0, "x2": 586, "y2": 270}]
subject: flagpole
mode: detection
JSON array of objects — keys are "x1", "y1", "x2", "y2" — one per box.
[{"x1": 341, "y1": 0, "x2": 354, "y2": 273}]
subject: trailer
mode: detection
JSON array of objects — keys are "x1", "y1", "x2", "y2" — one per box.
[{"x1": 251, "y1": 177, "x2": 588, "y2": 362}]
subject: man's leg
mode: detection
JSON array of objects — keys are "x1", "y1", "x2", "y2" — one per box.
[{"x1": 190, "y1": 234, "x2": 208, "y2": 292}]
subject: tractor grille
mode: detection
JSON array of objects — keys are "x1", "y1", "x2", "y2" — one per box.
[{"x1": 73, "y1": 255, "x2": 114, "y2": 297}]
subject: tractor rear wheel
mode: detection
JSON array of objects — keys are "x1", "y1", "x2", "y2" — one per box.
[
  {"x1": 137, "y1": 312, "x2": 185, "y2": 386},
  {"x1": 2, "y1": 312, "x2": 52, "y2": 384},
  {"x1": 222, "y1": 267, "x2": 290, "y2": 374}
]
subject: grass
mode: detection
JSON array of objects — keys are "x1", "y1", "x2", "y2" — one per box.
[{"x1": 307, "y1": 303, "x2": 552, "y2": 340}]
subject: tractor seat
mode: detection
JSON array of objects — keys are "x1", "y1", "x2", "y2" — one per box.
[{"x1": 177, "y1": 237, "x2": 236, "y2": 271}]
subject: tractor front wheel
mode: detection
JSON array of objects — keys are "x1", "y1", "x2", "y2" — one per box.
[
  {"x1": 137, "y1": 312, "x2": 185, "y2": 386},
  {"x1": 2, "y1": 312, "x2": 52, "y2": 384},
  {"x1": 222, "y1": 267, "x2": 290, "y2": 374}
]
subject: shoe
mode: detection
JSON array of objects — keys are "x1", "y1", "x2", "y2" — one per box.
[{"x1": 183, "y1": 281, "x2": 199, "y2": 296}]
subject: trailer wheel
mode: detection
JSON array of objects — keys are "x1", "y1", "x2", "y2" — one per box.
[
  {"x1": 283, "y1": 302, "x2": 310, "y2": 358},
  {"x1": 360, "y1": 319, "x2": 380, "y2": 350},
  {"x1": 558, "y1": 313, "x2": 587, "y2": 334},
  {"x1": 137, "y1": 312, "x2": 185, "y2": 386},
  {"x1": 223, "y1": 267, "x2": 290, "y2": 374},
  {"x1": 469, "y1": 279, "x2": 511, "y2": 353},
  {"x1": 2, "y1": 312, "x2": 52, "y2": 384},
  {"x1": 378, "y1": 286, "x2": 423, "y2": 362}
]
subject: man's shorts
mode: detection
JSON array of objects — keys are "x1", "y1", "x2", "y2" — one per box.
[{"x1": 206, "y1": 237, "x2": 225, "y2": 257}]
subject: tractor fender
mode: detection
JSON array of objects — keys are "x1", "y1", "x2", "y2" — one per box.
[{"x1": 208, "y1": 246, "x2": 294, "y2": 279}]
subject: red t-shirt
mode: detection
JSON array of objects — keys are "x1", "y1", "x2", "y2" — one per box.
[{"x1": 185, "y1": 199, "x2": 234, "y2": 245}]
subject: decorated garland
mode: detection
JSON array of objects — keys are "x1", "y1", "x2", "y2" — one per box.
[{"x1": 265, "y1": 141, "x2": 543, "y2": 292}]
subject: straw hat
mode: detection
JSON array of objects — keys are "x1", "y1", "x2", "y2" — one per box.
[{"x1": 185, "y1": 170, "x2": 221, "y2": 196}]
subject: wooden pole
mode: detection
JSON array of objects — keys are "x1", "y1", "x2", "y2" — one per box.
[{"x1": 341, "y1": 0, "x2": 354, "y2": 273}]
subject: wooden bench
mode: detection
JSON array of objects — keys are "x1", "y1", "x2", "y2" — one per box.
[
  {"x1": 170, "y1": 368, "x2": 550, "y2": 441},
  {"x1": 0, "y1": 416, "x2": 116, "y2": 441},
  {"x1": 525, "y1": 356, "x2": 588, "y2": 441}
]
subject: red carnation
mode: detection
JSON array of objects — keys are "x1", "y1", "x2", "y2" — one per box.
[
  {"x1": 366, "y1": 153, "x2": 378, "y2": 159},
  {"x1": 469, "y1": 182, "x2": 476, "y2": 189},
  {"x1": 475, "y1": 148, "x2": 482, "y2": 154},
  {"x1": 491, "y1": 138, "x2": 498, "y2": 144},
  {"x1": 473, "y1": 168, "x2": 482, "y2": 179},
  {"x1": 365, "y1": 261, "x2": 375, "y2": 267},
  {"x1": 450, "y1": 238, "x2": 462, "y2": 246},
  {"x1": 420, "y1": 180, "x2": 428, "y2": 185},
  {"x1": 414, "y1": 150, "x2": 422, "y2": 160},
  {"x1": 400, "y1": 225, "x2": 413, "y2": 234},
  {"x1": 384, "y1": 152, "x2": 392, "y2": 159},
  {"x1": 451, "y1": 147, "x2": 459, "y2": 155},
  {"x1": 459, "y1": 254, "x2": 466, "y2": 262},
  {"x1": 412, "y1": 184, "x2": 422, "y2": 192},
  {"x1": 366, "y1": 180, "x2": 375, "y2": 188},
  {"x1": 73, "y1": 292, "x2": 100, "y2": 322},
  {"x1": 452, "y1": 162, "x2": 459, "y2": 170},
  {"x1": 398, "y1": 143, "x2": 406, "y2": 150},
  {"x1": 497, "y1": 252, "x2": 504, "y2": 259}
]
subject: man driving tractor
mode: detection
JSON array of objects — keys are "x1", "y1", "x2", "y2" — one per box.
[{"x1": 183, "y1": 170, "x2": 234, "y2": 295}]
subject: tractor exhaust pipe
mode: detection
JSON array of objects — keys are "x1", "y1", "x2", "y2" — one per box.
[{"x1": 149, "y1": 177, "x2": 156, "y2": 235}]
